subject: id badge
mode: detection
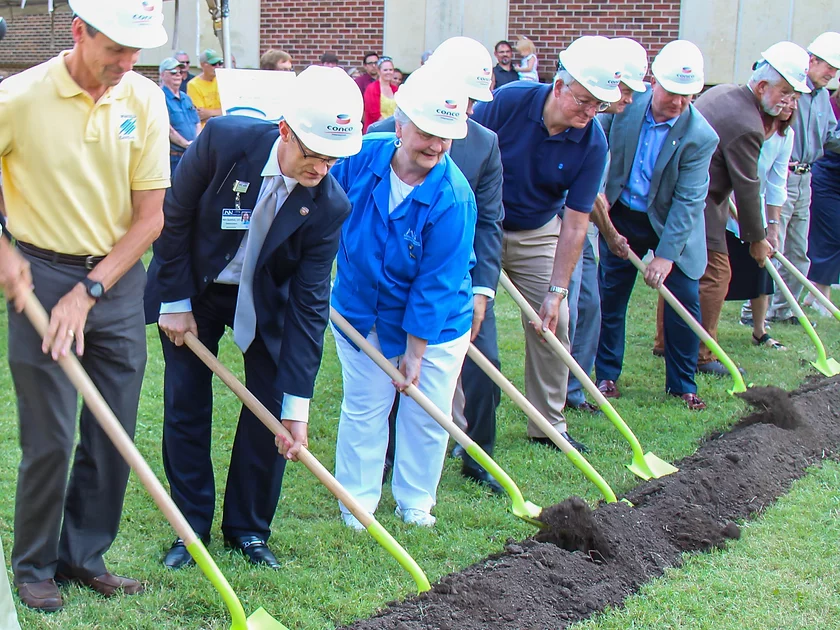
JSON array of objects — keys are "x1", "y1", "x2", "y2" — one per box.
[{"x1": 221, "y1": 208, "x2": 252, "y2": 230}]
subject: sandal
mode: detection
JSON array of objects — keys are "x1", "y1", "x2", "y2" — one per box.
[{"x1": 752, "y1": 332, "x2": 787, "y2": 350}]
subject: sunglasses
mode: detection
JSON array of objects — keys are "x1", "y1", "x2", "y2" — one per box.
[
  {"x1": 211, "y1": 60, "x2": 224, "y2": 67},
  {"x1": 377, "y1": 56, "x2": 393, "y2": 67},
  {"x1": 165, "y1": 70, "x2": 181, "y2": 75},
  {"x1": 290, "y1": 131, "x2": 343, "y2": 167}
]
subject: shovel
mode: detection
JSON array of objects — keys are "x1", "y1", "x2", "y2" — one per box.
[
  {"x1": 466, "y1": 343, "x2": 618, "y2": 504},
  {"x1": 498, "y1": 272, "x2": 677, "y2": 481},
  {"x1": 772, "y1": 250, "x2": 840, "y2": 324},
  {"x1": 182, "y1": 332, "x2": 431, "y2": 593},
  {"x1": 328, "y1": 308, "x2": 544, "y2": 528},
  {"x1": 22, "y1": 293, "x2": 286, "y2": 630},
  {"x1": 728, "y1": 200, "x2": 840, "y2": 377}
]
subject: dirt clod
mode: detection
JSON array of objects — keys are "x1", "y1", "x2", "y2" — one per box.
[
  {"x1": 737, "y1": 386, "x2": 802, "y2": 429},
  {"x1": 534, "y1": 497, "x2": 611, "y2": 559}
]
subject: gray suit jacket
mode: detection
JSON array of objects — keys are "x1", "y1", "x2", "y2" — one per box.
[
  {"x1": 368, "y1": 117, "x2": 504, "y2": 292},
  {"x1": 599, "y1": 88, "x2": 719, "y2": 280}
]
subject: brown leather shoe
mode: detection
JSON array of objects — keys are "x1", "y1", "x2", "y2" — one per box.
[
  {"x1": 673, "y1": 392, "x2": 706, "y2": 411},
  {"x1": 17, "y1": 579, "x2": 63, "y2": 612},
  {"x1": 57, "y1": 572, "x2": 144, "y2": 597},
  {"x1": 596, "y1": 379, "x2": 620, "y2": 399}
]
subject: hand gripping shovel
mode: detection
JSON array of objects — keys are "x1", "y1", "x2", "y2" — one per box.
[
  {"x1": 773, "y1": 250, "x2": 840, "y2": 324},
  {"x1": 22, "y1": 293, "x2": 285, "y2": 630},
  {"x1": 498, "y1": 272, "x2": 677, "y2": 481},
  {"x1": 329, "y1": 308, "x2": 544, "y2": 527},
  {"x1": 625, "y1": 251, "x2": 748, "y2": 395},
  {"x1": 465, "y1": 343, "x2": 618, "y2": 504},
  {"x1": 182, "y1": 332, "x2": 431, "y2": 593},
  {"x1": 728, "y1": 200, "x2": 840, "y2": 377}
]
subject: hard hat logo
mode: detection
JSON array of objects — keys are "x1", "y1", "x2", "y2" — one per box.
[
  {"x1": 141, "y1": 0, "x2": 156, "y2": 11},
  {"x1": 335, "y1": 115, "x2": 351, "y2": 125},
  {"x1": 443, "y1": 100, "x2": 459, "y2": 109}
]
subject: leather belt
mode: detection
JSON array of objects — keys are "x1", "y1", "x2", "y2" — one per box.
[
  {"x1": 16, "y1": 241, "x2": 105, "y2": 270},
  {"x1": 788, "y1": 163, "x2": 811, "y2": 174},
  {"x1": 170, "y1": 149, "x2": 185, "y2": 157}
]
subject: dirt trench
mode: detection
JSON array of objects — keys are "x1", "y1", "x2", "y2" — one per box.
[{"x1": 340, "y1": 379, "x2": 839, "y2": 630}]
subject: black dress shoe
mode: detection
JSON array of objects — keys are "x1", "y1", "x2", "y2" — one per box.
[
  {"x1": 697, "y1": 360, "x2": 746, "y2": 377},
  {"x1": 163, "y1": 538, "x2": 198, "y2": 570},
  {"x1": 451, "y1": 444, "x2": 465, "y2": 459},
  {"x1": 461, "y1": 465, "x2": 504, "y2": 494},
  {"x1": 224, "y1": 535, "x2": 280, "y2": 569},
  {"x1": 530, "y1": 432, "x2": 591, "y2": 454}
]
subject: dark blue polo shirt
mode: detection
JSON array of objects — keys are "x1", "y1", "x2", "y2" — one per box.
[
  {"x1": 472, "y1": 81, "x2": 608, "y2": 231},
  {"x1": 163, "y1": 85, "x2": 200, "y2": 153}
]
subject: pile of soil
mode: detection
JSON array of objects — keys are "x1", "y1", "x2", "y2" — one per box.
[{"x1": 340, "y1": 379, "x2": 839, "y2": 630}]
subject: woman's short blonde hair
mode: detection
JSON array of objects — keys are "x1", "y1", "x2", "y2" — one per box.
[{"x1": 515, "y1": 37, "x2": 536, "y2": 56}]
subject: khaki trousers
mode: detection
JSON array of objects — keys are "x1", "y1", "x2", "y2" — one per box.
[
  {"x1": 655, "y1": 250, "x2": 731, "y2": 365},
  {"x1": 502, "y1": 216, "x2": 570, "y2": 437},
  {"x1": 0, "y1": 539, "x2": 20, "y2": 630}
]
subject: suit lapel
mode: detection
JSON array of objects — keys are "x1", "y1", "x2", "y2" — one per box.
[
  {"x1": 648, "y1": 110, "x2": 690, "y2": 199},
  {"x1": 256, "y1": 184, "x2": 317, "y2": 269},
  {"x1": 218, "y1": 130, "x2": 279, "y2": 215}
]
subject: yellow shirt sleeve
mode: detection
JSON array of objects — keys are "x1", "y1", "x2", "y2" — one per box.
[
  {"x1": 131, "y1": 87, "x2": 171, "y2": 190},
  {"x1": 0, "y1": 85, "x2": 16, "y2": 158}
]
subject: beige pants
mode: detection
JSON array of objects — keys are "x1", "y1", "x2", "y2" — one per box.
[
  {"x1": 0, "y1": 539, "x2": 20, "y2": 630},
  {"x1": 502, "y1": 216, "x2": 570, "y2": 437}
]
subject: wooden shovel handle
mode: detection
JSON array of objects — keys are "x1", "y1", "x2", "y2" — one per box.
[
  {"x1": 22, "y1": 292, "x2": 197, "y2": 545},
  {"x1": 183, "y1": 332, "x2": 377, "y2": 528}
]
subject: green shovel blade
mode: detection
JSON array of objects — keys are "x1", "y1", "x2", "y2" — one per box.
[
  {"x1": 245, "y1": 608, "x2": 291, "y2": 630},
  {"x1": 812, "y1": 357, "x2": 840, "y2": 377}
]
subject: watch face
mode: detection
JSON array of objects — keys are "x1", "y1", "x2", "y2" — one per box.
[{"x1": 89, "y1": 282, "x2": 104, "y2": 298}]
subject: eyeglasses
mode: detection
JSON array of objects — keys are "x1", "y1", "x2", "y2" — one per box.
[
  {"x1": 364, "y1": 59, "x2": 378, "y2": 66},
  {"x1": 563, "y1": 85, "x2": 610, "y2": 113},
  {"x1": 165, "y1": 70, "x2": 181, "y2": 75},
  {"x1": 211, "y1": 61, "x2": 224, "y2": 67},
  {"x1": 290, "y1": 131, "x2": 343, "y2": 167}
]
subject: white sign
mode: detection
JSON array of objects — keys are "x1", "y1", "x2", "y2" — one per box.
[{"x1": 216, "y1": 68, "x2": 297, "y2": 122}]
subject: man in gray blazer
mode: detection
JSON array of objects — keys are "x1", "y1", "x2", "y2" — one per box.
[
  {"x1": 593, "y1": 40, "x2": 719, "y2": 410},
  {"x1": 371, "y1": 38, "x2": 505, "y2": 492}
]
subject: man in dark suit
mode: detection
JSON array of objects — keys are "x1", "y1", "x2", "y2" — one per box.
[
  {"x1": 593, "y1": 40, "x2": 719, "y2": 410},
  {"x1": 370, "y1": 37, "x2": 505, "y2": 492},
  {"x1": 144, "y1": 66, "x2": 363, "y2": 569}
]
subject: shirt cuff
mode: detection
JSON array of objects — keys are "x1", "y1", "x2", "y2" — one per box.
[
  {"x1": 160, "y1": 298, "x2": 193, "y2": 314},
  {"x1": 281, "y1": 394, "x2": 311, "y2": 423},
  {"x1": 473, "y1": 286, "x2": 496, "y2": 299}
]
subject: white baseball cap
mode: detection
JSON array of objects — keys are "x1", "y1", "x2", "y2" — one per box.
[
  {"x1": 283, "y1": 66, "x2": 364, "y2": 158},
  {"x1": 611, "y1": 38, "x2": 648, "y2": 92},
  {"x1": 758, "y1": 41, "x2": 811, "y2": 93},
  {"x1": 558, "y1": 36, "x2": 622, "y2": 103},
  {"x1": 394, "y1": 65, "x2": 469, "y2": 140},
  {"x1": 651, "y1": 40, "x2": 705, "y2": 95},
  {"x1": 68, "y1": 0, "x2": 168, "y2": 50},
  {"x1": 807, "y1": 32, "x2": 840, "y2": 69},
  {"x1": 426, "y1": 36, "x2": 494, "y2": 102}
]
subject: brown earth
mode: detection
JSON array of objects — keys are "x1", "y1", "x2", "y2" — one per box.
[{"x1": 340, "y1": 379, "x2": 839, "y2": 630}]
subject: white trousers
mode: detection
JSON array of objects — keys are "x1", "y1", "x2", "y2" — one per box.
[{"x1": 333, "y1": 326, "x2": 470, "y2": 515}]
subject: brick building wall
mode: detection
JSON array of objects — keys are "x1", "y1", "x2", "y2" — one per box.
[
  {"x1": 259, "y1": 0, "x2": 385, "y2": 71},
  {"x1": 0, "y1": 11, "x2": 73, "y2": 70},
  {"x1": 508, "y1": 0, "x2": 682, "y2": 80}
]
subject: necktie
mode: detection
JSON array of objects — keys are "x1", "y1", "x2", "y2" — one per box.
[{"x1": 234, "y1": 176, "x2": 285, "y2": 351}]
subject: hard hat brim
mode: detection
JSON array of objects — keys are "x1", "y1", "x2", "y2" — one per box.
[
  {"x1": 104, "y1": 27, "x2": 168, "y2": 50},
  {"x1": 581, "y1": 83, "x2": 621, "y2": 103},
  {"x1": 468, "y1": 87, "x2": 494, "y2": 102},
  {"x1": 621, "y1": 77, "x2": 647, "y2": 93},
  {"x1": 406, "y1": 113, "x2": 469, "y2": 140},
  {"x1": 286, "y1": 118, "x2": 363, "y2": 159},
  {"x1": 653, "y1": 75, "x2": 704, "y2": 96}
]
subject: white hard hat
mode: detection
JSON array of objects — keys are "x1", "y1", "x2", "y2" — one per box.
[
  {"x1": 394, "y1": 65, "x2": 469, "y2": 140},
  {"x1": 758, "y1": 41, "x2": 811, "y2": 93},
  {"x1": 558, "y1": 36, "x2": 622, "y2": 103},
  {"x1": 283, "y1": 66, "x2": 364, "y2": 158},
  {"x1": 426, "y1": 36, "x2": 494, "y2": 102},
  {"x1": 807, "y1": 31, "x2": 840, "y2": 69},
  {"x1": 651, "y1": 40, "x2": 705, "y2": 95},
  {"x1": 611, "y1": 38, "x2": 648, "y2": 92},
  {"x1": 68, "y1": 0, "x2": 168, "y2": 50}
]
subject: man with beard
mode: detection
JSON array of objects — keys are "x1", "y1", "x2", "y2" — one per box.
[{"x1": 491, "y1": 40, "x2": 518, "y2": 89}]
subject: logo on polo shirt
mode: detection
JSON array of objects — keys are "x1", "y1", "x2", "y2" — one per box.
[{"x1": 119, "y1": 114, "x2": 138, "y2": 140}]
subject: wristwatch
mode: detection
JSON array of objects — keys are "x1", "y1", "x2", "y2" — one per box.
[
  {"x1": 548, "y1": 285, "x2": 569, "y2": 299},
  {"x1": 80, "y1": 277, "x2": 105, "y2": 302},
  {"x1": 767, "y1": 219, "x2": 780, "y2": 225}
]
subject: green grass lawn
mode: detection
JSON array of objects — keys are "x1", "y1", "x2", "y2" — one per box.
[{"x1": 2, "y1": 282, "x2": 838, "y2": 629}]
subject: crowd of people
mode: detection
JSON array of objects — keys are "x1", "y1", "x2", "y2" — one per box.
[{"x1": 0, "y1": 0, "x2": 838, "y2": 624}]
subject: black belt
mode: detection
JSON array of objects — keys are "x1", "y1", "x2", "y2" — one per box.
[
  {"x1": 16, "y1": 241, "x2": 105, "y2": 269},
  {"x1": 788, "y1": 163, "x2": 811, "y2": 174}
]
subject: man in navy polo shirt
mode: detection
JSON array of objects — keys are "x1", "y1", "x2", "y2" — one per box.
[
  {"x1": 159, "y1": 57, "x2": 201, "y2": 173},
  {"x1": 472, "y1": 36, "x2": 620, "y2": 452}
]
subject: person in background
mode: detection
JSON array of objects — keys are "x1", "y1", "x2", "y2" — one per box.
[
  {"x1": 514, "y1": 36, "x2": 539, "y2": 82},
  {"x1": 259, "y1": 49, "x2": 293, "y2": 71},
  {"x1": 363, "y1": 56, "x2": 398, "y2": 132},
  {"x1": 187, "y1": 48, "x2": 223, "y2": 128},
  {"x1": 174, "y1": 49, "x2": 195, "y2": 93},
  {"x1": 347, "y1": 67, "x2": 362, "y2": 79},
  {"x1": 392, "y1": 68, "x2": 405, "y2": 88},
  {"x1": 491, "y1": 40, "x2": 518, "y2": 90},
  {"x1": 420, "y1": 50, "x2": 433, "y2": 65},
  {"x1": 159, "y1": 57, "x2": 200, "y2": 174},
  {"x1": 332, "y1": 67, "x2": 476, "y2": 529},
  {"x1": 355, "y1": 51, "x2": 379, "y2": 94},
  {"x1": 320, "y1": 52, "x2": 340, "y2": 67}
]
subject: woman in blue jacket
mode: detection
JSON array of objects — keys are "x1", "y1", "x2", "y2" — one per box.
[{"x1": 331, "y1": 66, "x2": 477, "y2": 528}]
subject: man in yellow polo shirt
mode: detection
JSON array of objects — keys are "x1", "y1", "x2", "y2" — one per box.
[
  {"x1": 187, "y1": 48, "x2": 224, "y2": 127},
  {"x1": 0, "y1": 0, "x2": 169, "y2": 613}
]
